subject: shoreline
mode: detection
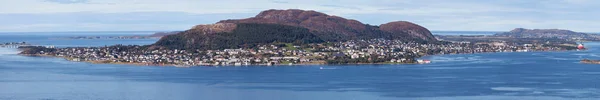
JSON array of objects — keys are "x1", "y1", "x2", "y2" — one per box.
[
  {"x1": 419, "y1": 49, "x2": 574, "y2": 58},
  {"x1": 21, "y1": 54, "x2": 184, "y2": 67},
  {"x1": 581, "y1": 59, "x2": 600, "y2": 64},
  {"x1": 18, "y1": 53, "x2": 423, "y2": 67},
  {"x1": 18, "y1": 49, "x2": 575, "y2": 67}
]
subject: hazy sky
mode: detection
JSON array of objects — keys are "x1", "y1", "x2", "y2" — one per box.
[{"x1": 1, "y1": 0, "x2": 599, "y2": 32}]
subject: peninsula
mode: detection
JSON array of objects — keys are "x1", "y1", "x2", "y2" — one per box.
[{"x1": 18, "y1": 9, "x2": 579, "y2": 67}]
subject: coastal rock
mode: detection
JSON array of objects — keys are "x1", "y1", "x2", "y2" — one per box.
[{"x1": 581, "y1": 59, "x2": 600, "y2": 64}]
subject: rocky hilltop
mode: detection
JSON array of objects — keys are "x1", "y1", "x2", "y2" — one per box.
[
  {"x1": 152, "y1": 9, "x2": 437, "y2": 50},
  {"x1": 380, "y1": 21, "x2": 436, "y2": 41},
  {"x1": 494, "y1": 28, "x2": 600, "y2": 41}
]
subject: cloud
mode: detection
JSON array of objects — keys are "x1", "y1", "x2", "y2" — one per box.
[
  {"x1": 1, "y1": 24, "x2": 64, "y2": 31},
  {"x1": 44, "y1": 0, "x2": 89, "y2": 4},
  {"x1": 0, "y1": 12, "x2": 254, "y2": 32}
]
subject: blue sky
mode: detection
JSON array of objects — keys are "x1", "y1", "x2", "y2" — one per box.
[{"x1": 1, "y1": 0, "x2": 599, "y2": 32}]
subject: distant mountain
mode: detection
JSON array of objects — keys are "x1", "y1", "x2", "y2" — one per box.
[
  {"x1": 494, "y1": 28, "x2": 600, "y2": 41},
  {"x1": 151, "y1": 9, "x2": 437, "y2": 50}
]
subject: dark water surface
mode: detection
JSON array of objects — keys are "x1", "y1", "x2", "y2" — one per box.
[{"x1": 1, "y1": 32, "x2": 600, "y2": 100}]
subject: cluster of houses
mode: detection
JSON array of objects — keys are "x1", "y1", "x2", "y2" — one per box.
[{"x1": 26, "y1": 39, "x2": 572, "y2": 66}]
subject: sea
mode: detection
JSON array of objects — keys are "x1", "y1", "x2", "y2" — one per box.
[{"x1": 1, "y1": 31, "x2": 600, "y2": 100}]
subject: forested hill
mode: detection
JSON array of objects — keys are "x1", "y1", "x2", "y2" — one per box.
[
  {"x1": 150, "y1": 9, "x2": 438, "y2": 50},
  {"x1": 152, "y1": 23, "x2": 323, "y2": 50}
]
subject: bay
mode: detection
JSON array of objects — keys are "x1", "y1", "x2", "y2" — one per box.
[{"x1": 1, "y1": 32, "x2": 600, "y2": 100}]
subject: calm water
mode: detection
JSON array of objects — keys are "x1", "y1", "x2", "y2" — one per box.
[
  {"x1": 0, "y1": 31, "x2": 158, "y2": 47},
  {"x1": 432, "y1": 31, "x2": 499, "y2": 35},
  {"x1": 1, "y1": 32, "x2": 600, "y2": 100}
]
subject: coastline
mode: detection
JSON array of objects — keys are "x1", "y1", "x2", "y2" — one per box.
[
  {"x1": 18, "y1": 49, "x2": 574, "y2": 67},
  {"x1": 18, "y1": 53, "x2": 422, "y2": 67},
  {"x1": 14, "y1": 38, "x2": 581, "y2": 67},
  {"x1": 419, "y1": 49, "x2": 574, "y2": 58},
  {"x1": 20, "y1": 54, "x2": 183, "y2": 67}
]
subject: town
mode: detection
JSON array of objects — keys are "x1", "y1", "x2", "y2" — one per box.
[{"x1": 18, "y1": 38, "x2": 576, "y2": 67}]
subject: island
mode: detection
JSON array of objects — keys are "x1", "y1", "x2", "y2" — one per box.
[
  {"x1": 437, "y1": 28, "x2": 600, "y2": 43},
  {"x1": 1, "y1": 42, "x2": 30, "y2": 48},
  {"x1": 494, "y1": 28, "x2": 600, "y2": 41},
  {"x1": 17, "y1": 9, "x2": 579, "y2": 67},
  {"x1": 54, "y1": 31, "x2": 180, "y2": 40}
]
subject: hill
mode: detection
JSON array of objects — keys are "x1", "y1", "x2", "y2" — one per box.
[
  {"x1": 152, "y1": 9, "x2": 437, "y2": 50},
  {"x1": 153, "y1": 23, "x2": 323, "y2": 50},
  {"x1": 494, "y1": 28, "x2": 600, "y2": 41}
]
